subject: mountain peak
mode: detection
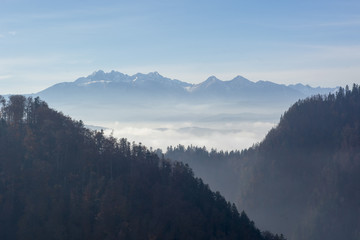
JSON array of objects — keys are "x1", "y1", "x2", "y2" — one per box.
[
  {"x1": 207, "y1": 75, "x2": 220, "y2": 80},
  {"x1": 197, "y1": 76, "x2": 222, "y2": 89},
  {"x1": 90, "y1": 70, "x2": 106, "y2": 77},
  {"x1": 134, "y1": 71, "x2": 163, "y2": 78},
  {"x1": 230, "y1": 75, "x2": 253, "y2": 84},
  {"x1": 73, "y1": 70, "x2": 130, "y2": 85},
  {"x1": 204, "y1": 76, "x2": 221, "y2": 83},
  {"x1": 146, "y1": 71, "x2": 164, "y2": 78},
  {"x1": 232, "y1": 75, "x2": 249, "y2": 81},
  {"x1": 150, "y1": 71, "x2": 160, "y2": 76}
]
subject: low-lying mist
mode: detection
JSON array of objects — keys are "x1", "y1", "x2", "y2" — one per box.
[
  {"x1": 91, "y1": 120, "x2": 276, "y2": 151},
  {"x1": 57, "y1": 102, "x2": 285, "y2": 151}
]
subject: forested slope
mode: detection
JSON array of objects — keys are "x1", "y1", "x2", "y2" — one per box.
[
  {"x1": 0, "y1": 95, "x2": 282, "y2": 240},
  {"x1": 166, "y1": 84, "x2": 360, "y2": 240},
  {"x1": 240, "y1": 85, "x2": 360, "y2": 240}
]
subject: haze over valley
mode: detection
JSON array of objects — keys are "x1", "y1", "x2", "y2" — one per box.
[{"x1": 31, "y1": 70, "x2": 336, "y2": 151}]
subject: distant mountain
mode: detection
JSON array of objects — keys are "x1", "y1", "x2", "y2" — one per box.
[
  {"x1": 288, "y1": 83, "x2": 337, "y2": 96},
  {"x1": 36, "y1": 70, "x2": 192, "y2": 105},
  {"x1": 29, "y1": 70, "x2": 338, "y2": 125},
  {"x1": 35, "y1": 70, "x2": 337, "y2": 106}
]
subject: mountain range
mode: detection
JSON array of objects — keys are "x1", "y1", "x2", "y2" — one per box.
[
  {"x1": 35, "y1": 70, "x2": 337, "y2": 106},
  {"x1": 30, "y1": 70, "x2": 339, "y2": 125}
]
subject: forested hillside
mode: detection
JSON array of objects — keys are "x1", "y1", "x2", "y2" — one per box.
[
  {"x1": 0, "y1": 95, "x2": 283, "y2": 240},
  {"x1": 166, "y1": 84, "x2": 360, "y2": 240}
]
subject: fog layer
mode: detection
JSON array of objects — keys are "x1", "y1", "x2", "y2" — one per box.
[{"x1": 58, "y1": 102, "x2": 283, "y2": 151}]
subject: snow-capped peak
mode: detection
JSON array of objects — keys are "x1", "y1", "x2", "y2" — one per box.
[{"x1": 79, "y1": 80, "x2": 111, "y2": 86}]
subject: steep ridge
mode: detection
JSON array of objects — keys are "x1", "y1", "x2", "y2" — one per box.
[
  {"x1": 165, "y1": 84, "x2": 360, "y2": 240},
  {"x1": 239, "y1": 85, "x2": 360, "y2": 240}
]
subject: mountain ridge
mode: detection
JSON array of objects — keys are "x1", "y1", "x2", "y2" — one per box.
[
  {"x1": 35, "y1": 70, "x2": 337, "y2": 105},
  {"x1": 28, "y1": 70, "x2": 340, "y2": 125}
]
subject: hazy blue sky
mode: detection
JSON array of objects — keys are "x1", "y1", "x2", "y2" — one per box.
[{"x1": 1, "y1": 0, "x2": 360, "y2": 94}]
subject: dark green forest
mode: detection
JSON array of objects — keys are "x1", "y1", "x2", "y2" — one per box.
[
  {"x1": 165, "y1": 84, "x2": 360, "y2": 240},
  {"x1": 0, "y1": 95, "x2": 284, "y2": 240}
]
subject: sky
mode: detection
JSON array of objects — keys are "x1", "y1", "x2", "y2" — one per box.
[{"x1": 1, "y1": 0, "x2": 360, "y2": 94}]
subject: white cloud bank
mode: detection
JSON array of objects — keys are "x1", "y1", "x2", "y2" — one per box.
[{"x1": 88, "y1": 121, "x2": 276, "y2": 152}]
